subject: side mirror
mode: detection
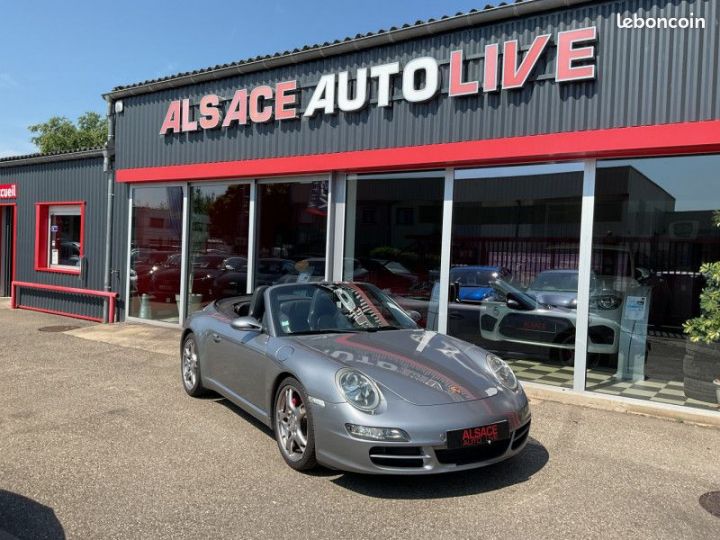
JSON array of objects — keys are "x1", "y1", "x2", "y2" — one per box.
[
  {"x1": 407, "y1": 310, "x2": 422, "y2": 323},
  {"x1": 231, "y1": 316, "x2": 263, "y2": 332},
  {"x1": 506, "y1": 292, "x2": 531, "y2": 311}
]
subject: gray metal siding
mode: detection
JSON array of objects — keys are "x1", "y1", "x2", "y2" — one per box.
[
  {"x1": 115, "y1": 0, "x2": 720, "y2": 170},
  {"x1": 0, "y1": 157, "x2": 125, "y2": 320}
]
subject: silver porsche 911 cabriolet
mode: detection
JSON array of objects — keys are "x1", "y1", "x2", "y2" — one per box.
[{"x1": 181, "y1": 282, "x2": 531, "y2": 474}]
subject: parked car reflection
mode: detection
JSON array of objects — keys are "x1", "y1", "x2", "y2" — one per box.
[
  {"x1": 430, "y1": 276, "x2": 620, "y2": 366},
  {"x1": 450, "y1": 266, "x2": 512, "y2": 302},
  {"x1": 526, "y1": 269, "x2": 623, "y2": 312},
  {"x1": 212, "y1": 256, "x2": 248, "y2": 297},
  {"x1": 152, "y1": 253, "x2": 227, "y2": 301},
  {"x1": 131, "y1": 249, "x2": 177, "y2": 295}
]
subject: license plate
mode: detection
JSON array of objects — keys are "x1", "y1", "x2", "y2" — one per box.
[{"x1": 447, "y1": 421, "x2": 509, "y2": 449}]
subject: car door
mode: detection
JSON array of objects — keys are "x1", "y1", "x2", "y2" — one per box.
[
  {"x1": 209, "y1": 325, "x2": 271, "y2": 415},
  {"x1": 447, "y1": 299, "x2": 485, "y2": 344}
]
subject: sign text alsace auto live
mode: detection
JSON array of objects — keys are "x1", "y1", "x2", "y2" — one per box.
[{"x1": 159, "y1": 27, "x2": 597, "y2": 135}]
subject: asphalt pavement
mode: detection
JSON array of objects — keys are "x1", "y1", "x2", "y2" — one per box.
[{"x1": 0, "y1": 303, "x2": 719, "y2": 539}]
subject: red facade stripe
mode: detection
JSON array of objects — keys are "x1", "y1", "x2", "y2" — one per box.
[{"x1": 116, "y1": 120, "x2": 720, "y2": 183}]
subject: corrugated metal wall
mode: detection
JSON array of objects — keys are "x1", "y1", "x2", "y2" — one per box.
[
  {"x1": 0, "y1": 156, "x2": 131, "y2": 320},
  {"x1": 115, "y1": 0, "x2": 720, "y2": 170}
]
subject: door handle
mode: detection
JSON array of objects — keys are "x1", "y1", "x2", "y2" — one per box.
[
  {"x1": 211, "y1": 332, "x2": 222, "y2": 343},
  {"x1": 448, "y1": 313, "x2": 465, "y2": 320}
]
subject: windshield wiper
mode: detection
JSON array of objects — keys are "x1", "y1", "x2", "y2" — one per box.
[{"x1": 290, "y1": 329, "x2": 359, "y2": 336}]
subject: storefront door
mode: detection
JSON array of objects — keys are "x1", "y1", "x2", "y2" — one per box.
[
  {"x1": 253, "y1": 178, "x2": 329, "y2": 289},
  {"x1": 446, "y1": 164, "x2": 586, "y2": 389},
  {"x1": 0, "y1": 205, "x2": 15, "y2": 298}
]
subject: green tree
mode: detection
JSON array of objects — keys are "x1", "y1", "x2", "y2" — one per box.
[
  {"x1": 29, "y1": 111, "x2": 107, "y2": 153},
  {"x1": 683, "y1": 211, "x2": 720, "y2": 344}
]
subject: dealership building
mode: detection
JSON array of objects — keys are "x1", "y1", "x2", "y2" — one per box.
[{"x1": 1, "y1": 0, "x2": 719, "y2": 414}]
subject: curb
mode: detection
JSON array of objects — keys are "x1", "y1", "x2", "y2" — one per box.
[{"x1": 523, "y1": 381, "x2": 720, "y2": 429}]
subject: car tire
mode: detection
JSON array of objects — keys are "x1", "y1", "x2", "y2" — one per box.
[
  {"x1": 273, "y1": 377, "x2": 318, "y2": 472},
  {"x1": 556, "y1": 336, "x2": 600, "y2": 369},
  {"x1": 683, "y1": 376, "x2": 718, "y2": 404},
  {"x1": 181, "y1": 333, "x2": 208, "y2": 397}
]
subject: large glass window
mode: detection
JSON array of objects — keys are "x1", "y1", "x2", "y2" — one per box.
[
  {"x1": 186, "y1": 183, "x2": 250, "y2": 316},
  {"x1": 447, "y1": 167, "x2": 584, "y2": 387},
  {"x1": 586, "y1": 156, "x2": 720, "y2": 411},
  {"x1": 255, "y1": 179, "x2": 328, "y2": 287},
  {"x1": 49, "y1": 207, "x2": 82, "y2": 268},
  {"x1": 344, "y1": 173, "x2": 444, "y2": 327},
  {"x1": 129, "y1": 186, "x2": 184, "y2": 323},
  {"x1": 35, "y1": 202, "x2": 84, "y2": 273}
]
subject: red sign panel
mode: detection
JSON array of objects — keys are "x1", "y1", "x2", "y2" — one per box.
[{"x1": 0, "y1": 184, "x2": 16, "y2": 199}]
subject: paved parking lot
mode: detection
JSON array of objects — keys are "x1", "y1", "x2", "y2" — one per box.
[{"x1": 1, "y1": 303, "x2": 719, "y2": 539}]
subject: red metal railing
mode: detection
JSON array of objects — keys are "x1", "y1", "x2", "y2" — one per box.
[{"x1": 12, "y1": 281, "x2": 118, "y2": 323}]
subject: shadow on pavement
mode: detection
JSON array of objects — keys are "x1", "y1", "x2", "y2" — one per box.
[
  {"x1": 331, "y1": 439, "x2": 549, "y2": 499},
  {"x1": 215, "y1": 398, "x2": 273, "y2": 437},
  {"x1": 0, "y1": 490, "x2": 65, "y2": 540}
]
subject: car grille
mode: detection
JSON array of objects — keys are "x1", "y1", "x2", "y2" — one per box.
[
  {"x1": 499, "y1": 314, "x2": 573, "y2": 343},
  {"x1": 434, "y1": 420, "x2": 531, "y2": 466},
  {"x1": 369, "y1": 446, "x2": 425, "y2": 468},
  {"x1": 435, "y1": 439, "x2": 511, "y2": 465},
  {"x1": 589, "y1": 325, "x2": 615, "y2": 345},
  {"x1": 511, "y1": 420, "x2": 531, "y2": 450},
  {"x1": 481, "y1": 314, "x2": 497, "y2": 331}
]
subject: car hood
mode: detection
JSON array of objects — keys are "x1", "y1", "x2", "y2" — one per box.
[
  {"x1": 527, "y1": 290, "x2": 577, "y2": 308},
  {"x1": 290, "y1": 330, "x2": 502, "y2": 406}
]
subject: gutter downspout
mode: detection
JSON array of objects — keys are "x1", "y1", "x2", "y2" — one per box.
[{"x1": 102, "y1": 97, "x2": 116, "y2": 322}]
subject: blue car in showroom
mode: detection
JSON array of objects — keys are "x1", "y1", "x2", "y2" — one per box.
[{"x1": 181, "y1": 282, "x2": 531, "y2": 474}]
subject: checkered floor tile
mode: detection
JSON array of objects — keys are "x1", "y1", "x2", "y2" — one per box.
[{"x1": 507, "y1": 358, "x2": 719, "y2": 412}]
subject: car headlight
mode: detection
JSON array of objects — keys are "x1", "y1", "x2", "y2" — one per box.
[
  {"x1": 592, "y1": 294, "x2": 622, "y2": 310},
  {"x1": 336, "y1": 368, "x2": 383, "y2": 412},
  {"x1": 486, "y1": 353, "x2": 518, "y2": 391}
]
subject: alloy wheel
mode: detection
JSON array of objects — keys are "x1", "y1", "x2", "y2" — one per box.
[
  {"x1": 276, "y1": 386, "x2": 308, "y2": 461},
  {"x1": 182, "y1": 339, "x2": 198, "y2": 390}
]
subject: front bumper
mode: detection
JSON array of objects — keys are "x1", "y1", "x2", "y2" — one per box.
[{"x1": 312, "y1": 389, "x2": 531, "y2": 475}]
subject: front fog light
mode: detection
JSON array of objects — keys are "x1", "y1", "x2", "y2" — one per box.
[{"x1": 345, "y1": 424, "x2": 410, "y2": 442}]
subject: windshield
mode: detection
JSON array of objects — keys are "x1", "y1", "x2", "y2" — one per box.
[
  {"x1": 450, "y1": 268, "x2": 499, "y2": 287},
  {"x1": 528, "y1": 271, "x2": 578, "y2": 292},
  {"x1": 269, "y1": 283, "x2": 418, "y2": 335}
]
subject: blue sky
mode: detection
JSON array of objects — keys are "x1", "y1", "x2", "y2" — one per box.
[{"x1": 0, "y1": 0, "x2": 497, "y2": 157}]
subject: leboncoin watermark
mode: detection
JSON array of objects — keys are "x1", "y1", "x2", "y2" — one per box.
[{"x1": 616, "y1": 12, "x2": 706, "y2": 29}]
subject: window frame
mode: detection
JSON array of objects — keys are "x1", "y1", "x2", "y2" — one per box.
[{"x1": 35, "y1": 201, "x2": 86, "y2": 275}]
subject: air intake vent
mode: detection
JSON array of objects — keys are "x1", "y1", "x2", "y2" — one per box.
[{"x1": 369, "y1": 446, "x2": 424, "y2": 468}]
